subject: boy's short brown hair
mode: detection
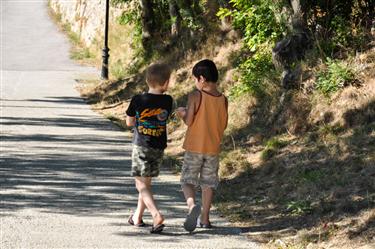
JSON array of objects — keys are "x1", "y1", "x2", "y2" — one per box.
[{"x1": 146, "y1": 63, "x2": 171, "y2": 87}]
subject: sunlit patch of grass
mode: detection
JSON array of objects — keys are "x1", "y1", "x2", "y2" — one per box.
[{"x1": 70, "y1": 47, "x2": 93, "y2": 60}]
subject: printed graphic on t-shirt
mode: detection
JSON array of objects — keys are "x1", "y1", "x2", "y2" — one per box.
[{"x1": 136, "y1": 108, "x2": 169, "y2": 137}]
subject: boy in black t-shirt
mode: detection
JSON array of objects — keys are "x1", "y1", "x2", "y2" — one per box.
[{"x1": 126, "y1": 63, "x2": 173, "y2": 234}]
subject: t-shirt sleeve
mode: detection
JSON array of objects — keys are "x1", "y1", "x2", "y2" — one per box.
[{"x1": 126, "y1": 96, "x2": 137, "y2": 117}]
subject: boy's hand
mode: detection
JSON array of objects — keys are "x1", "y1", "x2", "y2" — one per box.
[
  {"x1": 126, "y1": 116, "x2": 136, "y2": 127},
  {"x1": 176, "y1": 107, "x2": 187, "y2": 119}
]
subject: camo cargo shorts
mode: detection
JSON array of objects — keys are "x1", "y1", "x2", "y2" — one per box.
[
  {"x1": 180, "y1": 151, "x2": 220, "y2": 189},
  {"x1": 131, "y1": 145, "x2": 164, "y2": 177}
]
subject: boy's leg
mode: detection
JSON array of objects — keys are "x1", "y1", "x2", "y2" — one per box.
[
  {"x1": 182, "y1": 184, "x2": 201, "y2": 232},
  {"x1": 200, "y1": 154, "x2": 219, "y2": 225},
  {"x1": 133, "y1": 193, "x2": 146, "y2": 224},
  {"x1": 182, "y1": 184, "x2": 196, "y2": 210},
  {"x1": 181, "y1": 152, "x2": 204, "y2": 231},
  {"x1": 135, "y1": 176, "x2": 164, "y2": 226},
  {"x1": 200, "y1": 187, "x2": 213, "y2": 225},
  {"x1": 180, "y1": 151, "x2": 202, "y2": 209}
]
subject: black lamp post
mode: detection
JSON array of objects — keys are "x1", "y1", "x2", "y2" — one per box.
[{"x1": 101, "y1": 0, "x2": 110, "y2": 80}]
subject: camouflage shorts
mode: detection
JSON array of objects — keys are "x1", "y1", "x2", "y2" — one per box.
[
  {"x1": 131, "y1": 145, "x2": 164, "y2": 177},
  {"x1": 180, "y1": 151, "x2": 219, "y2": 189}
]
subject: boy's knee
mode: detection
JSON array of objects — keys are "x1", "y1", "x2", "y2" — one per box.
[{"x1": 180, "y1": 178, "x2": 199, "y2": 188}]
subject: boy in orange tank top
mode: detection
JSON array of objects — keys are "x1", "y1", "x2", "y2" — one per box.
[{"x1": 176, "y1": 59, "x2": 228, "y2": 232}]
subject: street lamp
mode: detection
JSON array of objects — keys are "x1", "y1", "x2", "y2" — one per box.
[{"x1": 101, "y1": 0, "x2": 110, "y2": 80}]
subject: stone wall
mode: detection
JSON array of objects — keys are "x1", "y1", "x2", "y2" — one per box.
[{"x1": 49, "y1": 0, "x2": 122, "y2": 47}]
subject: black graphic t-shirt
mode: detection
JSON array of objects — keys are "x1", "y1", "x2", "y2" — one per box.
[{"x1": 126, "y1": 93, "x2": 173, "y2": 150}]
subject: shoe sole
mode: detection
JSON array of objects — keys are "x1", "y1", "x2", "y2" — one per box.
[{"x1": 184, "y1": 205, "x2": 201, "y2": 232}]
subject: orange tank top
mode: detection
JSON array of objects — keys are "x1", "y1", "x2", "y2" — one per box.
[{"x1": 183, "y1": 90, "x2": 228, "y2": 155}]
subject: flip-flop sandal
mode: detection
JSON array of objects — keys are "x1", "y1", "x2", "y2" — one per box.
[
  {"x1": 128, "y1": 214, "x2": 146, "y2": 227},
  {"x1": 199, "y1": 222, "x2": 213, "y2": 228},
  {"x1": 150, "y1": 223, "x2": 165, "y2": 234},
  {"x1": 183, "y1": 204, "x2": 201, "y2": 232}
]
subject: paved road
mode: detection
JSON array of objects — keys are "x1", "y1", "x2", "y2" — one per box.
[{"x1": 0, "y1": 1, "x2": 258, "y2": 248}]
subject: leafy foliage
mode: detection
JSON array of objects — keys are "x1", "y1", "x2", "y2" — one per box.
[
  {"x1": 316, "y1": 58, "x2": 356, "y2": 95},
  {"x1": 218, "y1": 0, "x2": 286, "y2": 51},
  {"x1": 304, "y1": 0, "x2": 373, "y2": 55},
  {"x1": 218, "y1": 0, "x2": 287, "y2": 97},
  {"x1": 219, "y1": 0, "x2": 371, "y2": 97},
  {"x1": 230, "y1": 46, "x2": 277, "y2": 98},
  {"x1": 117, "y1": 4, "x2": 142, "y2": 47}
]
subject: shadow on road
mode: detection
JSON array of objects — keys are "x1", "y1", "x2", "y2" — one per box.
[{"x1": 1, "y1": 114, "x2": 187, "y2": 220}]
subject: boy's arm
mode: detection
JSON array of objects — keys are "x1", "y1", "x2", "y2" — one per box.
[
  {"x1": 125, "y1": 96, "x2": 137, "y2": 127},
  {"x1": 182, "y1": 91, "x2": 200, "y2": 126},
  {"x1": 126, "y1": 115, "x2": 136, "y2": 127},
  {"x1": 224, "y1": 96, "x2": 229, "y2": 130}
]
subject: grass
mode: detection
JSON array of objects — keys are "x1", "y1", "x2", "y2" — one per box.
[
  {"x1": 296, "y1": 168, "x2": 325, "y2": 184},
  {"x1": 219, "y1": 149, "x2": 252, "y2": 178},
  {"x1": 261, "y1": 137, "x2": 289, "y2": 161},
  {"x1": 70, "y1": 47, "x2": 93, "y2": 60},
  {"x1": 286, "y1": 200, "x2": 313, "y2": 215}
]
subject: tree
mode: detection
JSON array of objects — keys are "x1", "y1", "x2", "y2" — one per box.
[
  {"x1": 169, "y1": 0, "x2": 181, "y2": 38},
  {"x1": 139, "y1": 0, "x2": 154, "y2": 46}
]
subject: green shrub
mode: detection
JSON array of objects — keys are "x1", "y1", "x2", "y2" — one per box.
[
  {"x1": 217, "y1": 0, "x2": 286, "y2": 98},
  {"x1": 217, "y1": 0, "x2": 286, "y2": 52},
  {"x1": 230, "y1": 47, "x2": 276, "y2": 98},
  {"x1": 316, "y1": 58, "x2": 355, "y2": 95}
]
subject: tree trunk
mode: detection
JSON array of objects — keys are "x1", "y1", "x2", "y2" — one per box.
[
  {"x1": 289, "y1": 0, "x2": 304, "y2": 32},
  {"x1": 205, "y1": 0, "x2": 219, "y2": 21},
  {"x1": 169, "y1": 0, "x2": 181, "y2": 38},
  {"x1": 139, "y1": 0, "x2": 154, "y2": 46}
]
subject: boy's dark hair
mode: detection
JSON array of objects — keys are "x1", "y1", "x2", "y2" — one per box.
[
  {"x1": 146, "y1": 63, "x2": 171, "y2": 86},
  {"x1": 192, "y1": 59, "x2": 218, "y2": 83}
]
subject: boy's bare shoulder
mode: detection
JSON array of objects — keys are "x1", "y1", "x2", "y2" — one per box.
[{"x1": 188, "y1": 90, "x2": 201, "y2": 99}]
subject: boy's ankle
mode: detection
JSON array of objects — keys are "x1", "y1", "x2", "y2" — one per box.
[
  {"x1": 152, "y1": 213, "x2": 164, "y2": 225},
  {"x1": 199, "y1": 215, "x2": 209, "y2": 224}
]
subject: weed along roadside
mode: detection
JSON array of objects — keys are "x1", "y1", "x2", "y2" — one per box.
[{"x1": 49, "y1": 0, "x2": 375, "y2": 248}]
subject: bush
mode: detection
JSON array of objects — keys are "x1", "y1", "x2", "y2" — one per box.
[
  {"x1": 229, "y1": 46, "x2": 276, "y2": 98},
  {"x1": 217, "y1": 0, "x2": 286, "y2": 52},
  {"x1": 217, "y1": 0, "x2": 286, "y2": 98},
  {"x1": 316, "y1": 58, "x2": 356, "y2": 96}
]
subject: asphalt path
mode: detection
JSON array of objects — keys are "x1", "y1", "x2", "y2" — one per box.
[{"x1": 0, "y1": 1, "x2": 259, "y2": 248}]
